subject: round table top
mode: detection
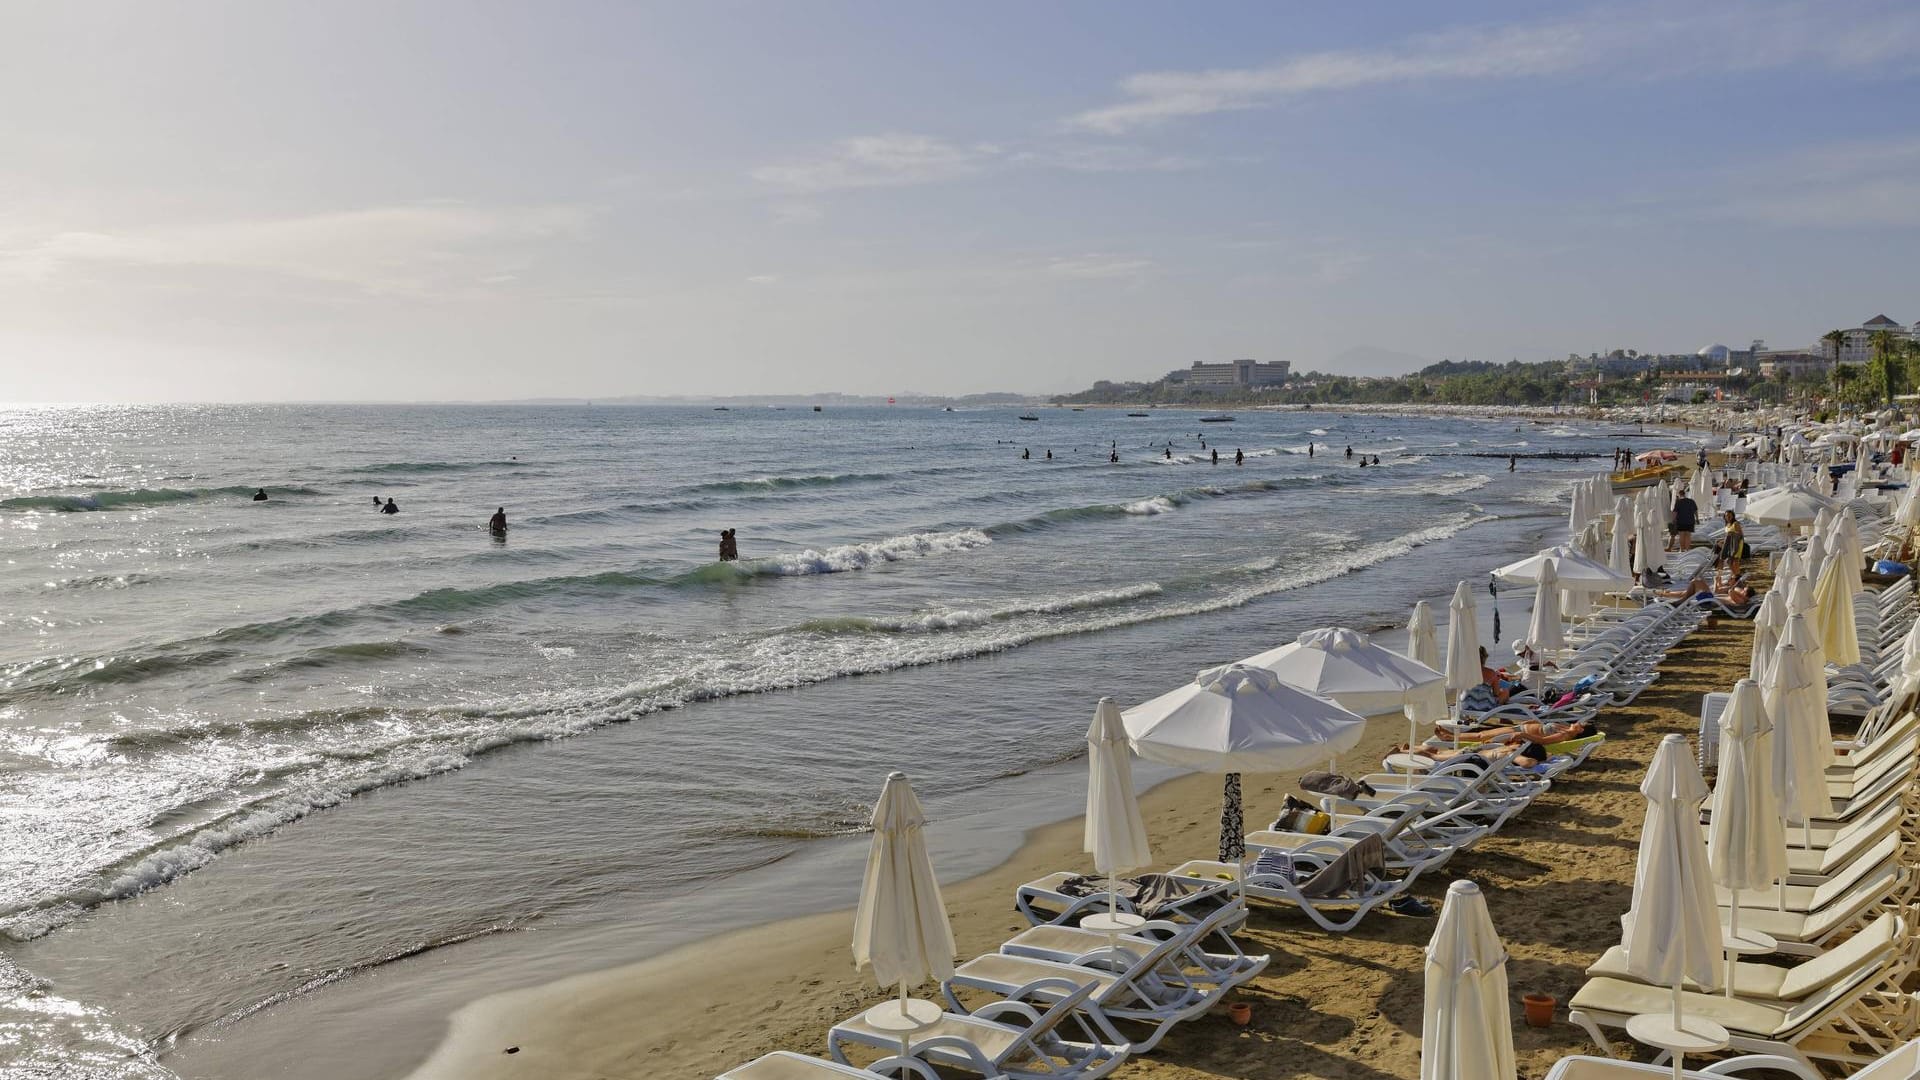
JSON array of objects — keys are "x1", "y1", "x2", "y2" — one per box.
[
  {"x1": 1080, "y1": 911, "x2": 1148, "y2": 934},
  {"x1": 861, "y1": 998, "x2": 942, "y2": 1032},
  {"x1": 1626, "y1": 1012, "x2": 1730, "y2": 1054}
]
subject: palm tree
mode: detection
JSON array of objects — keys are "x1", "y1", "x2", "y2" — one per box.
[
  {"x1": 1869, "y1": 329, "x2": 1902, "y2": 403},
  {"x1": 1823, "y1": 328, "x2": 1847, "y2": 362}
]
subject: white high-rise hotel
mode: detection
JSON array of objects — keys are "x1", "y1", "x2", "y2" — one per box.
[{"x1": 1824, "y1": 314, "x2": 1918, "y2": 364}]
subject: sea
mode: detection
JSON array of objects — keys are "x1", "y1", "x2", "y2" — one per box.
[{"x1": 0, "y1": 403, "x2": 1666, "y2": 1079}]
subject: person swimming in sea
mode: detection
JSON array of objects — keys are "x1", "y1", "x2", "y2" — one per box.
[
  {"x1": 1235, "y1": 448, "x2": 1244, "y2": 465},
  {"x1": 1045, "y1": 449, "x2": 1052, "y2": 460},
  {"x1": 718, "y1": 528, "x2": 738, "y2": 561},
  {"x1": 375, "y1": 496, "x2": 384, "y2": 508},
  {"x1": 252, "y1": 489, "x2": 268, "y2": 501},
  {"x1": 1021, "y1": 447, "x2": 1029, "y2": 459},
  {"x1": 488, "y1": 507, "x2": 507, "y2": 534},
  {"x1": 1357, "y1": 457, "x2": 1367, "y2": 468},
  {"x1": 381, "y1": 498, "x2": 399, "y2": 514}
]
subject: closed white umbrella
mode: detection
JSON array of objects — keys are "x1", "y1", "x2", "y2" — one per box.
[
  {"x1": 1834, "y1": 512, "x2": 1866, "y2": 595},
  {"x1": 1525, "y1": 558, "x2": 1566, "y2": 657},
  {"x1": 1609, "y1": 498, "x2": 1634, "y2": 577},
  {"x1": 1708, "y1": 679, "x2": 1786, "y2": 993},
  {"x1": 1407, "y1": 600, "x2": 1441, "y2": 672},
  {"x1": 1749, "y1": 590, "x2": 1786, "y2": 685},
  {"x1": 1124, "y1": 663, "x2": 1367, "y2": 860},
  {"x1": 1765, "y1": 626, "x2": 1830, "y2": 848},
  {"x1": 1811, "y1": 543, "x2": 1862, "y2": 666},
  {"x1": 1622, "y1": 734, "x2": 1724, "y2": 1076},
  {"x1": 1568, "y1": 482, "x2": 1588, "y2": 541},
  {"x1": 1634, "y1": 503, "x2": 1661, "y2": 580},
  {"x1": 1803, "y1": 533, "x2": 1827, "y2": 592},
  {"x1": 1444, "y1": 581, "x2": 1481, "y2": 698},
  {"x1": 1785, "y1": 573, "x2": 1816, "y2": 618},
  {"x1": 1421, "y1": 880, "x2": 1516, "y2": 1080},
  {"x1": 1085, "y1": 698, "x2": 1152, "y2": 922},
  {"x1": 852, "y1": 771, "x2": 955, "y2": 1057},
  {"x1": 1690, "y1": 466, "x2": 1712, "y2": 509},
  {"x1": 1242, "y1": 626, "x2": 1445, "y2": 759},
  {"x1": 1779, "y1": 613, "x2": 1835, "y2": 765}
]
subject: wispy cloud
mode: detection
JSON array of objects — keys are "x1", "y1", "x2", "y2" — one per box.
[
  {"x1": 750, "y1": 134, "x2": 1001, "y2": 193},
  {"x1": 0, "y1": 203, "x2": 590, "y2": 295},
  {"x1": 1718, "y1": 136, "x2": 1920, "y2": 227},
  {"x1": 1044, "y1": 254, "x2": 1156, "y2": 280},
  {"x1": 1067, "y1": 2, "x2": 1920, "y2": 133}
]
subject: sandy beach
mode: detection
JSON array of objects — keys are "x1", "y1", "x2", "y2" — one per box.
[{"x1": 405, "y1": 605, "x2": 1754, "y2": 1080}]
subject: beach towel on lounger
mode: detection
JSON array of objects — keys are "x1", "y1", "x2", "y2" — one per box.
[
  {"x1": 1055, "y1": 873, "x2": 1200, "y2": 919},
  {"x1": 1253, "y1": 836, "x2": 1388, "y2": 898},
  {"x1": 1299, "y1": 770, "x2": 1376, "y2": 800}
]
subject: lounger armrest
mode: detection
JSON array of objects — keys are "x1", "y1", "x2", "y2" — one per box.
[
  {"x1": 907, "y1": 1035, "x2": 999, "y2": 1075},
  {"x1": 1698, "y1": 1054, "x2": 1824, "y2": 1079},
  {"x1": 971, "y1": 999, "x2": 1044, "y2": 1026}
]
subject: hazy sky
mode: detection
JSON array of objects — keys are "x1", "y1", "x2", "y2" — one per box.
[{"x1": 3, "y1": 1, "x2": 1918, "y2": 402}]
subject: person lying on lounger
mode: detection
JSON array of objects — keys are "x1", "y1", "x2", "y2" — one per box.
[
  {"x1": 1432, "y1": 717, "x2": 1597, "y2": 743},
  {"x1": 1392, "y1": 722, "x2": 1600, "y2": 769}
]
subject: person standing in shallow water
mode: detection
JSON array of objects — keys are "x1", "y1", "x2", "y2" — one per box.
[
  {"x1": 488, "y1": 507, "x2": 507, "y2": 535},
  {"x1": 381, "y1": 498, "x2": 399, "y2": 514},
  {"x1": 1211, "y1": 448, "x2": 1219, "y2": 465},
  {"x1": 1235, "y1": 448, "x2": 1244, "y2": 465},
  {"x1": 718, "y1": 529, "x2": 738, "y2": 561}
]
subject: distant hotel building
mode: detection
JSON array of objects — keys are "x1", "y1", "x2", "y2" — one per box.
[
  {"x1": 1823, "y1": 315, "x2": 1916, "y2": 364},
  {"x1": 1166, "y1": 359, "x2": 1291, "y2": 389}
]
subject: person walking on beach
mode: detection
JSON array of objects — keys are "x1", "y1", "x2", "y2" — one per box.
[
  {"x1": 488, "y1": 507, "x2": 507, "y2": 535},
  {"x1": 1669, "y1": 490, "x2": 1698, "y2": 552},
  {"x1": 718, "y1": 529, "x2": 738, "y2": 561},
  {"x1": 1235, "y1": 448, "x2": 1244, "y2": 466},
  {"x1": 381, "y1": 498, "x2": 399, "y2": 514},
  {"x1": 1716, "y1": 511, "x2": 1746, "y2": 586}
]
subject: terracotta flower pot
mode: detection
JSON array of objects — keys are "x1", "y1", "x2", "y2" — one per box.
[
  {"x1": 1228, "y1": 1002, "x2": 1252, "y2": 1026},
  {"x1": 1522, "y1": 992, "x2": 1555, "y2": 1028}
]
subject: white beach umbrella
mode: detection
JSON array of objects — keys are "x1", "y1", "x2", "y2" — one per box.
[
  {"x1": 1709, "y1": 679, "x2": 1786, "y2": 992},
  {"x1": 1525, "y1": 558, "x2": 1566, "y2": 658},
  {"x1": 1622, "y1": 734, "x2": 1724, "y2": 1073},
  {"x1": 1635, "y1": 504, "x2": 1661, "y2": 579},
  {"x1": 1123, "y1": 663, "x2": 1367, "y2": 861},
  {"x1": 852, "y1": 771, "x2": 955, "y2": 1055},
  {"x1": 1407, "y1": 600, "x2": 1441, "y2": 672},
  {"x1": 1421, "y1": 880, "x2": 1516, "y2": 1080},
  {"x1": 1084, "y1": 698, "x2": 1152, "y2": 921},
  {"x1": 1803, "y1": 533, "x2": 1827, "y2": 593},
  {"x1": 1780, "y1": 613, "x2": 1833, "y2": 759},
  {"x1": 1243, "y1": 626, "x2": 1445, "y2": 756},
  {"x1": 1493, "y1": 546, "x2": 1633, "y2": 592},
  {"x1": 1811, "y1": 544, "x2": 1862, "y2": 666},
  {"x1": 1567, "y1": 483, "x2": 1588, "y2": 540},
  {"x1": 1444, "y1": 580, "x2": 1481, "y2": 698},
  {"x1": 1765, "y1": 628, "x2": 1831, "y2": 846},
  {"x1": 1745, "y1": 485, "x2": 1833, "y2": 528},
  {"x1": 1609, "y1": 504, "x2": 1633, "y2": 578},
  {"x1": 1785, "y1": 573, "x2": 1815, "y2": 618},
  {"x1": 1749, "y1": 590, "x2": 1786, "y2": 685},
  {"x1": 1689, "y1": 467, "x2": 1712, "y2": 509},
  {"x1": 1834, "y1": 512, "x2": 1866, "y2": 595}
]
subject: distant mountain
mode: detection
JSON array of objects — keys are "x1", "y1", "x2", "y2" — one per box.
[{"x1": 1324, "y1": 345, "x2": 1435, "y2": 377}]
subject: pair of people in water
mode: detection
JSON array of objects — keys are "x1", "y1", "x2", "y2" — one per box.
[
  {"x1": 718, "y1": 528, "x2": 739, "y2": 561},
  {"x1": 1355, "y1": 454, "x2": 1381, "y2": 467},
  {"x1": 375, "y1": 496, "x2": 399, "y2": 514}
]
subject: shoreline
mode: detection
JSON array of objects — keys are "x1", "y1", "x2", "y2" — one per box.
[{"x1": 402, "y1": 598, "x2": 1756, "y2": 1080}]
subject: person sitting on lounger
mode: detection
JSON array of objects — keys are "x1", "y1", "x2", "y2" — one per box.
[{"x1": 1477, "y1": 646, "x2": 1510, "y2": 704}]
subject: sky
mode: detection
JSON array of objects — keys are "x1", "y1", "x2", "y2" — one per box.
[{"x1": 2, "y1": 0, "x2": 1918, "y2": 402}]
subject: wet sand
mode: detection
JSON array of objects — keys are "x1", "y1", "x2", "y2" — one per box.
[{"x1": 405, "y1": 610, "x2": 1753, "y2": 1080}]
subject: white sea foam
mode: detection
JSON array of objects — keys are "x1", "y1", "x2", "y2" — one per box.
[
  {"x1": 1123, "y1": 496, "x2": 1179, "y2": 515},
  {"x1": 749, "y1": 529, "x2": 992, "y2": 576}
]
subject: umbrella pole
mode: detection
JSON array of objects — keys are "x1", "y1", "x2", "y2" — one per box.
[
  {"x1": 1671, "y1": 979, "x2": 1686, "y2": 1080},
  {"x1": 1726, "y1": 900, "x2": 1739, "y2": 998},
  {"x1": 897, "y1": 981, "x2": 912, "y2": 1064}
]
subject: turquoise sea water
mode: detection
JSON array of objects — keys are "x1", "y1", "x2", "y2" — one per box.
[{"x1": 0, "y1": 404, "x2": 1652, "y2": 1078}]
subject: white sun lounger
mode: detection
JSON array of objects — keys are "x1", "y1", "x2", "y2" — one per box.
[
  {"x1": 719, "y1": 1051, "x2": 943, "y2": 1080},
  {"x1": 830, "y1": 980, "x2": 1126, "y2": 1080},
  {"x1": 1165, "y1": 857, "x2": 1409, "y2": 933},
  {"x1": 1010, "y1": 871, "x2": 1237, "y2": 928},
  {"x1": 1569, "y1": 914, "x2": 1911, "y2": 1073}
]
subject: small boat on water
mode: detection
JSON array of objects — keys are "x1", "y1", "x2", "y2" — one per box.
[
  {"x1": 1018, "y1": 414, "x2": 1040, "y2": 421},
  {"x1": 713, "y1": 406, "x2": 730, "y2": 411},
  {"x1": 1127, "y1": 412, "x2": 1149, "y2": 418},
  {"x1": 812, "y1": 405, "x2": 823, "y2": 412},
  {"x1": 1071, "y1": 407, "x2": 1085, "y2": 412},
  {"x1": 1199, "y1": 415, "x2": 1234, "y2": 423}
]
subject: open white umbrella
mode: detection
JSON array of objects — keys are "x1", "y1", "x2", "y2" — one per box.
[
  {"x1": 1744, "y1": 485, "x2": 1834, "y2": 528},
  {"x1": 1421, "y1": 880, "x2": 1516, "y2": 1080},
  {"x1": 1493, "y1": 546, "x2": 1633, "y2": 592},
  {"x1": 1708, "y1": 679, "x2": 1786, "y2": 994},
  {"x1": 1242, "y1": 626, "x2": 1445, "y2": 759},
  {"x1": 1811, "y1": 542, "x2": 1862, "y2": 666},
  {"x1": 1124, "y1": 663, "x2": 1367, "y2": 861},
  {"x1": 1407, "y1": 600, "x2": 1441, "y2": 672},
  {"x1": 852, "y1": 771, "x2": 955, "y2": 1058},
  {"x1": 1085, "y1": 698, "x2": 1152, "y2": 924},
  {"x1": 1444, "y1": 580, "x2": 1481, "y2": 699},
  {"x1": 1765, "y1": 625, "x2": 1830, "y2": 848},
  {"x1": 1525, "y1": 558, "x2": 1566, "y2": 660},
  {"x1": 1622, "y1": 734, "x2": 1724, "y2": 1077}
]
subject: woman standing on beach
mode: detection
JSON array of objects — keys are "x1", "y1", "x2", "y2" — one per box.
[{"x1": 1716, "y1": 511, "x2": 1746, "y2": 585}]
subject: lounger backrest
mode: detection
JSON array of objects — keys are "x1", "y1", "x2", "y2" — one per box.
[
  {"x1": 1776, "y1": 913, "x2": 1901, "y2": 1000},
  {"x1": 1094, "y1": 902, "x2": 1234, "y2": 987},
  {"x1": 1810, "y1": 834, "x2": 1900, "y2": 909},
  {"x1": 989, "y1": 979, "x2": 1099, "y2": 1065}
]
